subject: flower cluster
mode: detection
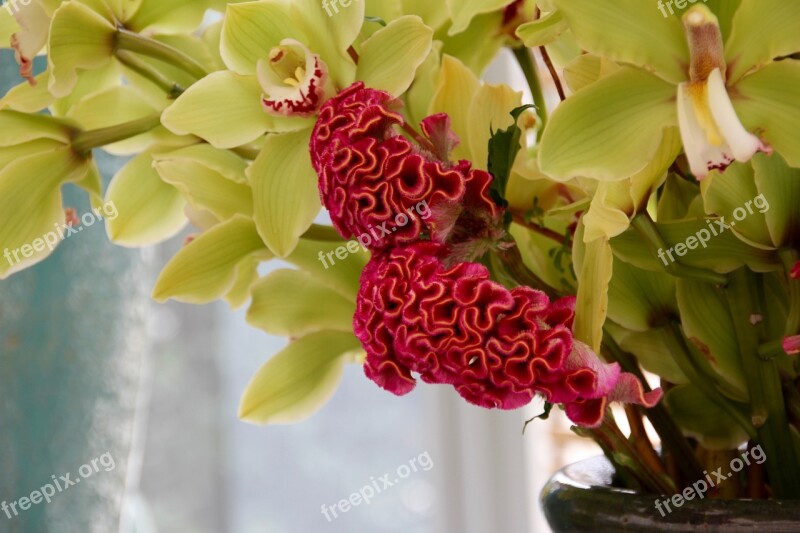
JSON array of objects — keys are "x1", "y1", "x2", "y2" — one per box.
[
  {"x1": 310, "y1": 83, "x2": 501, "y2": 253},
  {"x1": 353, "y1": 243, "x2": 660, "y2": 427},
  {"x1": 311, "y1": 82, "x2": 661, "y2": 428}
]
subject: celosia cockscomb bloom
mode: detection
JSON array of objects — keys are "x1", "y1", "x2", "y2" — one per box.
[
  {"x1": 311, "y1": 82, "x2": 501, "y2": 252},
  {"x1": 353, "y1": 243, "x2": 662, "y2": 427}
]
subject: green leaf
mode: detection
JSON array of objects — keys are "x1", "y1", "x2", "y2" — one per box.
[
  {"x1": 516, "y1": 10, "x2": 567, "y2": 48},
  {"x1": 752, "y1": 152, "x2": 800, "y2": 248},
  {"x1": 47, "y1": 1, "x2": 116, "y2": 97},
  {"x1": 606, "y1": 256, "x2": 677, "y2": 332},
  {"x1": 248, "y1": 129, "x2": 320, "y2": 257},
  {"x1": 734, "y1": 61, "x2": 800, "y2": 170},
  {"x1": 676, "y1": 279, "x2": 748, "y2": 399},
  {"x1": 238, "y1": 331, "x2": 362, "y2": 425},
  {"x1": 700, "y1": 161, "x2": 772, "y2": 249},
  {"x1": 665, "y1": 384, "x2": 749, "y2": 450},
  {"x1": 725, "y1": 0, "x2": 800, "y2": 84},
  {"x1": 486, "y1": 104, "x2": 535, "y2": 207},
  {"x1": 153, "y1": 215, "x2": 269, "y2": 303},
  {"x1": 220, "y1": 1, "x2": 304, "y2": 75},
  {"x1": 160, "y1": 71, "x2": 307, "y2": 148},
  {"x1": 573, "y1": 236, "x2": 613, "y2": 352},
  {"x1": 0, "y1": 147, "x2": 89, "y2": 279},
  {"x1": 154, "y1": 159, "x2": 253, "y2": 221},
  {"x1": 429, "y1": 55, "x2": 480, "y2": 161},
  {"x1": 445, "y1": 0, "x2": 508, "y2": 35},
  {"x1": 550, "y1": 0, "x2": 688, "y2": 84},
  {"x1": 247, "y1": 269, "x2": 356, "y2": 336},
  {"x1": 105, "y1": 152, "x2": 187, "y2": 247},
  {"x1": 608, "y1": 325, "x2": 688, "y2": 385},
  {"x1": 356, "y1": 15, "x2": 433, "y2": 96},
  {"x1": 538, "y1": 68, "x2": 677, "y2": 182},
  {"x1": 285, "y1": 238, "x2": 370, "y2": 302}
]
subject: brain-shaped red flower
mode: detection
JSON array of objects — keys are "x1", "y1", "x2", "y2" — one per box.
[
  {"x1": 311, "y1": 82, "x2": 499, "y2": 251},
  {"x1": 354, "y1": 242, "x2": 662, "y2": 426}
]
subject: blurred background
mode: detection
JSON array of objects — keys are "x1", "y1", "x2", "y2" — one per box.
[{"x1": 0, "y1": 48, "x2": 600, "y2": 533}]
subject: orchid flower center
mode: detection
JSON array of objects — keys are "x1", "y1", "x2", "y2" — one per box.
[
  {"x1": 675, "y1": 5, "x2": 771, "y2": 180},
  {"x1": 257, "y1": 38, "x2": 330, "y2": 118}
]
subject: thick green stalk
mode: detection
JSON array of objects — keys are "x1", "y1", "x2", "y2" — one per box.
[
  {"x1": 115, "y1": 29, "x2": 208, "y2": 80},
  {"x1": 115, "y1": 50, "x2": 185, "y2": 99},
  {"x1": 664, "y1": 321, "x2": 757, "y2": 440},
  {"x1": 71, "y1": 113, "x2": 162, "y2": 154},
  {"x1": 726, "y1": 269, "x2": 800, "y2": 498},
  {"x1": 631, "y1": 213, "x2": 728, "y2": 285},
  {"x1": 511, "y1": 46, "x2": 547, "y2": 142}
]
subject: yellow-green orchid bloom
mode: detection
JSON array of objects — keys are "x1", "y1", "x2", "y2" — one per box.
[
  {"x1": 161, "y1": 0, "x2": 433, "y2": 257},
  {"x1": 538, "y1": 0, "x2": 800, "y2": 182}
]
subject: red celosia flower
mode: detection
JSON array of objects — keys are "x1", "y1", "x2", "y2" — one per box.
[
  {"x1": 310, "y1": 82, "x2": 501, "y2": 252},
  {"x1": 354, "y1": 242, "x2": 661, "y2": 426}
]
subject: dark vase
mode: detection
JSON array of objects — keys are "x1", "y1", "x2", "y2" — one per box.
[{"x1": 541, "y1": 456, "x2": 800, "y2": 533}]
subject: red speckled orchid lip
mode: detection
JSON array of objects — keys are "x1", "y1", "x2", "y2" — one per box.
[{"x1": 257, "y1": 38, "x2": 329, "y2": 117}]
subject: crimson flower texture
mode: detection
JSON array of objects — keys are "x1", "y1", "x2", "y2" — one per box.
[
  {"x1": 354, "y1": 243, "x2": 662, "y2": 427},
  {"x1": 310, "y1": 82, "x2": 500, "y2": 252}
]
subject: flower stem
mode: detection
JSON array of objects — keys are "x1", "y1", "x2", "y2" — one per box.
[
  {"x1": 538, "y1": 45, "x2": 565, "y2": 101},
  {"x1": 71, "y1": 113, "x2": 162, "y2": 154},
  {"x1": 631, "y1": 213, "x2": 728, "y2": 285},
  {"x1": 511, "y1": 46, "x2": 547, "y2": 142},
  {"x1": 115, "y1": 50, "x2": 185, "y2": 99},
  {"x1": 726, "y1": 268, "x2": 800, "y2": 499},
  {"x1": 602, "y1": 332, "x2": 704, "y2": 483},
  {"x1": 115, "y1": 29, "x2": 208, "y2": 80}
]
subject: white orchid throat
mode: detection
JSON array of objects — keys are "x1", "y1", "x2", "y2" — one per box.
[
  {"x1": 257, "y1": 38, "x2": 330, "y2": 118},
  {"x1": 677, "y1": 7, "x2": 771, "y2": 180}
]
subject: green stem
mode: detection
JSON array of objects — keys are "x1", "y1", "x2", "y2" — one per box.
[
  {"x1": 631, "y1": 213, "x2": 728, "y2": 285},
  {"x1": 115, "y1": 50, "x2": 185, "y2": 99},
  {"x1": 726, "y1": 269, "x2": 800, "y2": 498},
  {"x1": 665, "y1": 321, "x2": 757, "y2": 440},
  {"x1": 71, "y1": 113, "x2": 162, "y2": 154},
  {"x1": 511, "y1": 46, "x2": 547, "y2": 142},
  {"x1": 496, "y1": 244, "x2": 563, "y2": 299},
  {"x1": 602, "y1": 332, "x2": 704, "y2": 483},
  {"x1": 115, "y1": 29, "x2": 208, "y2": 80}
]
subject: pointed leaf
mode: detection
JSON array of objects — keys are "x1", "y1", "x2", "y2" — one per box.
[
  {"x1": 734, "y1": 61, "x2": 800, "y2": 169},
  {"x1": 356, "y1": 15, "x2": 433, "y2": 96},
  {"x1": 550, "y1": 0, "x2": 688, "y2": 84},
  {"x1": 248, "y1": 129, "x2": 320, "y2": 257},
  {"x1": 47, "y1": 1, "x2": 116, "y2": 97},
  {"x1": 725, "y1": 0, "x2": 800, "y2": 84},
  {"x1": 105, "y1": 152, "x2": 187, "y2": 246},
  {"x1": 153, "y1": 215, "x2": 268, "y2": 303},
  {"x1": 539, "y1": 68, "x2": 677, "y2": 182},
  {"x1": 665, "y1": 384, "x2": 749, "y2": 450},
  {"x1": 247, "y1": 269, "x2": 356, "y2": 336},
  {"x1": 0, "y1": 147, "x2": 88, "y2": 279},
  {"x1": 238, "y1": 331, "x2": 362, "y2": 425}
]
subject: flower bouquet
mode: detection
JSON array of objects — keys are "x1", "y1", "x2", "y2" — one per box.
[{"x1": 2, "y1": 0, "x2": 799, "y2": 527}]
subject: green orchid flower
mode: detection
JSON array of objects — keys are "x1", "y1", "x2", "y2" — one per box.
[
  {"x1": 161, "y1": 0, "x2": 433, "y2": 257},
  {"x1": 538, "y1": 0, "x2": 800, "y2": 182}
]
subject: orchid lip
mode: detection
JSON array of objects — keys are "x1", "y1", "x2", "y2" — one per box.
[
  {"x1": 257, "y1": 38, "x2": 329, "y2": 118},
  {"x1": 677, "y1": 68, "x2": 771, "y2": 180}
]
